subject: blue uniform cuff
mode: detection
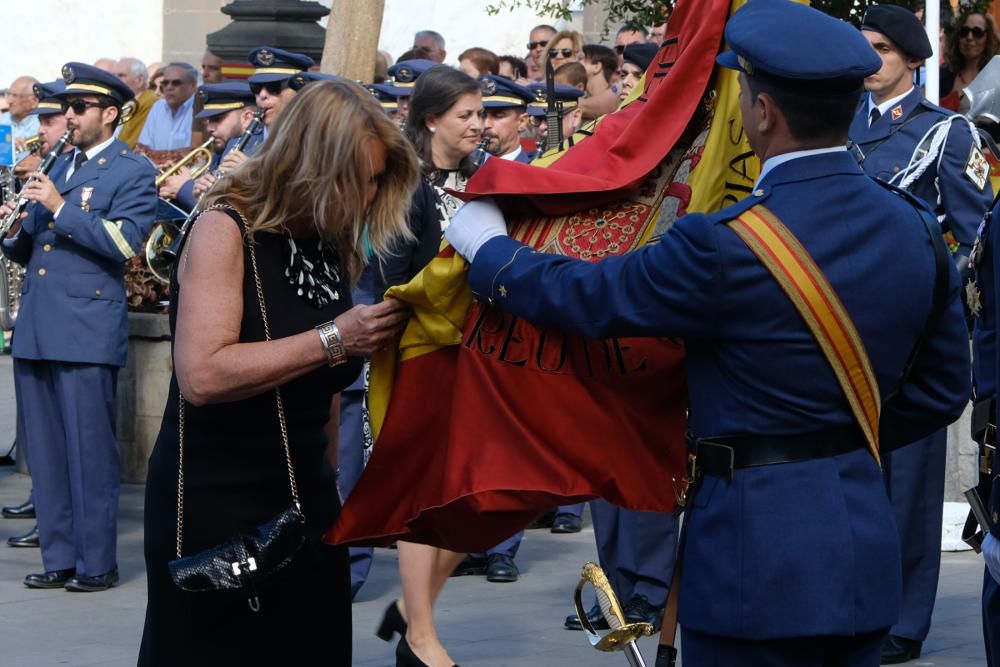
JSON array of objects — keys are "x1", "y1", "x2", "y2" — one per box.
[{"x1": 468, "y1": 236, "x2": 531, "y2": 304}]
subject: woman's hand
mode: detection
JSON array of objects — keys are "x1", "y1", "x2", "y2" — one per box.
[{"x1": 335, "y1": 299, "x2": 411, "y2": 356}]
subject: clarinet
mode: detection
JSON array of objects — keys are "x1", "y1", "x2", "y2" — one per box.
[
  {"x1": 0, "y1": 130, "x2": 73, "y2": 236},
  {"x1": 164, "y1": 109, "x2": 265, "y2": 259}
]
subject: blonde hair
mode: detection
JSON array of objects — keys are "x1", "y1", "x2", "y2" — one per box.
[
  {"x1": 539, "y1": 30, "x2": 584, "y2": 72},
  {"x1": 204, "y1": 79, "x2": 419, "y2": 282}
]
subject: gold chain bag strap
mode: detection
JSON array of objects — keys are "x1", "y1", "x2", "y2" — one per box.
[{"x1": 168, "y1": 204, "x2": 306, "y2": 613}]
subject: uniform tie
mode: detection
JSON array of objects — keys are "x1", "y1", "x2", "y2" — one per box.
[
  {"x1": 868, "y1": 107, "x2": 881, "y2": 127},
  {"x1": 73, "y1": 150, "x2": 88, "y2": 172}
]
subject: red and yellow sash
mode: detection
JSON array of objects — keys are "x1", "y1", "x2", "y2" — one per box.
[{"x1": 728, "y1": 205, "x2": 881, "y2": 465}]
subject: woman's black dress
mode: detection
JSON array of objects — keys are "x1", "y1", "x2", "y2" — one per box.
[{"x1": 138, "y1": 209, "x2": 361, "y2": 666}]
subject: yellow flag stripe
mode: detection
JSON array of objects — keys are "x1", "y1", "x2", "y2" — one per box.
[{"x1": 729, "y1": 206, "x2": 881, "y2": 465}]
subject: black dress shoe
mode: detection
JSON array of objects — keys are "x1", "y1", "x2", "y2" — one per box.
[
  {"x1": 485, "y1": 553, "x2": 519, "y2": 582},
  {"x1": 2, "y1": 500, "x2": 35, "y2": 519},
  {"x1": 450, "y1": 554, "x2": 487, "y2": 577},
  {"x1": 395, "y1": 636, "x2": 459, "y2": 667},
  {"x1": 880, "y1": 635, "x2": 921, "y2": 664},
  {"x1": 565, "y1": 602, "x2": 610, "y2": 631},
  {"x1": 64, "y1": 567, "x2": 119, "y2": 592},
  {"x1": 622, "y1": 594, "x2": 664, "y2": 632},
  {"x1": 376, "y1": 600, "x2": 407, "y2": 642},
  {"x1": 527, "y1": 510, "x2": 556, "y2": 529},
  {"x1": 551, "y1": 512, "x2": 583, "y2": 533},
  {"x1": 7, "y1": 525, "x2": 39, "y2": 547},
  {"x1": 24, "y1": 568, "x2": 75, "y2": 589}
]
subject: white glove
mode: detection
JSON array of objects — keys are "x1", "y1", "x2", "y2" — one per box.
[
  {"x1": 984, "y1": 532, "x2": 1000, "y2": 584},
  {"x1": 444, "y1": 197, "x2": 508, "y2": 262}
]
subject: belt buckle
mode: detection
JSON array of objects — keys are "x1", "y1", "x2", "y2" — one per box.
[{"x1": 671, "y1": 453, "x2": 698, "y2": 508}]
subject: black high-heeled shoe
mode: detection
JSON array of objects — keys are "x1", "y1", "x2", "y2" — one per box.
[
  {"x1": 395, "y1": 636, "x2": 460, "y2": 667},
  {"x1": 376, "y1": 600, "x2": 408, "y2": 642}
]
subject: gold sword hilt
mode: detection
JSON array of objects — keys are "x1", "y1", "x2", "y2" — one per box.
[{"x1": 575, "y1": 562, "x2": 654, "y2": 654}]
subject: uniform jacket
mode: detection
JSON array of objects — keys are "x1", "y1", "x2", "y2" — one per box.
[
  {"x1": 3, "y1": 139, "x2": 157, "y2": 367},
  {"x1": 175, "y1": 129, "x2": 267, "y2": 211},
  {"x1": 467, "y1": 150, "x2": 971, "y2": 638},
  {"x1": 849, "y1": 88, "x2": 993, "y2": 255}
]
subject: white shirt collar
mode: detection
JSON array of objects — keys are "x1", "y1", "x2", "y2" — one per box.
[
  {"x1": 500, "y1": 146, "x2": 523, "y2": 161},
  {"x1": 866, "y1": 87, "x2": 913, "y2": 124},
  {"x1": 754, "y1": 146, "x2": 847, "y2": 189},
  {"x1": 80, "y1": 135, "x2": 116, "y2": 162}
]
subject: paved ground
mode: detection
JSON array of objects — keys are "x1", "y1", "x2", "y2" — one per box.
[{"x1": 0, "y1": 352, "x2": 990, "y2": 666}]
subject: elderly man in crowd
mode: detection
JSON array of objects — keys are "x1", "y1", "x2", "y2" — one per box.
[
  {"x1": 1, "y1": 76, "x2": 40, "y2": 145},
  {"x1": 113, "y1": 57, "x2": 156, "y2": 148},
  {"x1": 413, "y1": 29, "x2": 447, "y2": 63},
  {"x1": 136, "y1": 61, "x2": 197, "y2": 151},
  {"x1": 526, "y1": 24, "x2": 557, "y2": 81}
]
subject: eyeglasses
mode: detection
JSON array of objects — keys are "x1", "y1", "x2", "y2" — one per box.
[
  {"x1": 548, "y1": 48, "x2": 574, "y2": 59},
  {"x1": 159, "y1": 78, "x2": 187, "y2": 89},
  {"x1": 961, "y1": 26, "x2": 987, "y2": 39},
  {"x1": 67, "y1": 99, "x2": 106, "y2": 114},
  {"x1": 249, "y1": 80, "x2": 289, "y2": 96},
  {"x1": 4, "y1": 91, "x2": 33, "y2": 99},
  {"x1": 527, "y1": 40, "x2": 548, "y2": 50}
]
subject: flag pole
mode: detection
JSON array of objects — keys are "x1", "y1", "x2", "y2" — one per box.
[{"x1": 925, "y1": 0, "x2": 940, "y2": 104}]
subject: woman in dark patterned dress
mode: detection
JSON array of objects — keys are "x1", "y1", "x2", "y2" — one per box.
[{"x1": 138, "y1": 80, "x2": 419, "y2": 666}]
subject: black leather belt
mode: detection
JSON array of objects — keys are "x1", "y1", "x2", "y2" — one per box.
[{"x1": 687, "y1": 425, "x2": 867, "y2": 481}]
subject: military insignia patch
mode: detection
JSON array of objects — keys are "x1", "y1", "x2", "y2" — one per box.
[
  {"x1": 396, "y1": 66, "x2": 413, "y2": 83},
  {"x1": 62, "y1": 65, "x2": 74, "y2": 83},
  {"x1": 967, "y1": 279, "x2": 983, "y2": 317},
  {"x1": 199, "y1": 88, "x2": 210, "y2": 104},
  {"x1": 479, "y1": 76, "x2": 497, "y2": 96},
  {"x1": 97, "y1": 157, "x2": 106, "y2": 165},
  {"x1": 966, "y1": 144, "x2": 990, "y2": 191},
  {"x1": 80, "y1": 187, "x2": 94, "y2": 212},
  {"x1": 891, "y1": 105, "x2": 903, "y2": 121},
  {"x1": 257, "y1": 49, "x2": 274, "y2": 67}
]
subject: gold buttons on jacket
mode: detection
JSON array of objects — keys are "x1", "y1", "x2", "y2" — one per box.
[
  {"x1": 95, "y1": 289, "x2": 102, "y2": 296},
  {"x1": 47, "y1": 222, "x2": 55, "y2": 229},
  {"x1": 42, "y1": 244, "x2": 51, "y2": 252},
  {"x1": 37, "y1": 268, "x2": 46, "y2": 276}
]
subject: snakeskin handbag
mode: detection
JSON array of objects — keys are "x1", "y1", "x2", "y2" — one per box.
[{"x1": 168, "y1": 206, "x2": 305, "y2": 612}]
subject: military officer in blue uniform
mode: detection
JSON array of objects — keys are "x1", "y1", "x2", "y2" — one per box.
[
  {"x1": 165, "y1": 82, "x2": 256, "y2": 211},
  {"x1": 367, "y1": 83, "x2": 400, "y2": 123},
  {"x1": 526, "y1": 83, "x2": 586, "y2": 154},
  {"x1": 215, "y1": 46, "x2": 312, "y2": 175},
  {"x1": 0, "y1": 63, "x2": 156, "y2": 592},
  {"x1": 385, "y1": 59, "x2": 437, "y2": 127},
  {"x1": 444, "y1": 1, "x2": 972, "y2": 663},
  {"x1": 972, "y1": 195, "x2": 1000, "y2": 665},
  {"x1": 479, "y1": 74, "x2": 535, "y2": 164},
  {"x1": 3, "y1": 79, "x2": 73, "y2": 549},
  {"x1": 851, "y1": 7, "x2": 994, "y2": 662}
]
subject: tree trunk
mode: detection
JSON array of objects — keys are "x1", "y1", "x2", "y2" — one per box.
[{"x1": 320, "y1": 0, "x2": 385, "y2": 82}]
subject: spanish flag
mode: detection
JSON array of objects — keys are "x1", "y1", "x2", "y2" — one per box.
[{"x1": 331, "y1": 0, "x2": 759, "y2": 552}]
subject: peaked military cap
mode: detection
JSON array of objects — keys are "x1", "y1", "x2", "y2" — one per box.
[
  {"x1": 28, "y1": 80, "x2": 67, "y2": 116},
  {"x1": 526, "y1": 82, "x2": 584, "y2": 117},
  {"x1": 288, "y1": 71, "x2": 345, "y2": 92},
  {"x1": 366, "y1": 83, "x2": 399, "y2": 112},
  {"x1": 247, "y1": 46, "x2": 315, "y2": 84},
  {"x1": 478, "y1": 75, "x2": 534, "y2": 109},
  {"x1": 861, "y1": 4, "x2": 933, "y2": 61},
  {"x1": 386, "y1": 59, "x2": 437, "y2": 97},
  {"x1": 58, "y1": 62, "x2": 134, "y2": 104},
  {"x1": 195, "y1": 82, "x2": 255, "y2": 119},
  {"x1": 622, "y1": 43, "x2": 660, "y2": 73},
  {"x1": 717, "y1": 0, "x2": 882, "y2": 87}
]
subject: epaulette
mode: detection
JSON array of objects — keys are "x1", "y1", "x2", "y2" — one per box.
[{"x1": 706, "y1": 189, "x2": 772, "y2": 225}]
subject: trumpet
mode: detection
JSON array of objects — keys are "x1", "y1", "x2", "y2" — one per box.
[
  {"x1": 155, "y1": 137, "x2": 214, "y2": 187},
  {"x1": 0, "y1": 130, "x2": 73, "y2": 237},
  {"x1": 13, "y1": 135, "x2": 43, "y2": 165},
  {"x1": 145, "y1": 108, "x2": 266, "y2": 284}
]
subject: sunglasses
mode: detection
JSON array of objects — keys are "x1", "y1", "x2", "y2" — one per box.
[
  {"x1": 527, "y1": 40, "x2": 548, "y2": 50},
  {"x1": 67, "y1": 99, "x2": 106, "y2": 114},
  {"x1": 548, "y1": 48, "x2": 574, "y2": 59},
  {"x1": 961, "y1": 26, "x2": 987, "y2": 39},
  {"x1": 249, "y1": 80, "x2": 289, "y2": 96},
  {"x1": 159, "y1": 78, "x2": 187, "y2": 88}
]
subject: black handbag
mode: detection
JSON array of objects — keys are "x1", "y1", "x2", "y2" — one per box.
[{"x1": 168, "y1": 205, "x2": 306, "y2": 612}]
